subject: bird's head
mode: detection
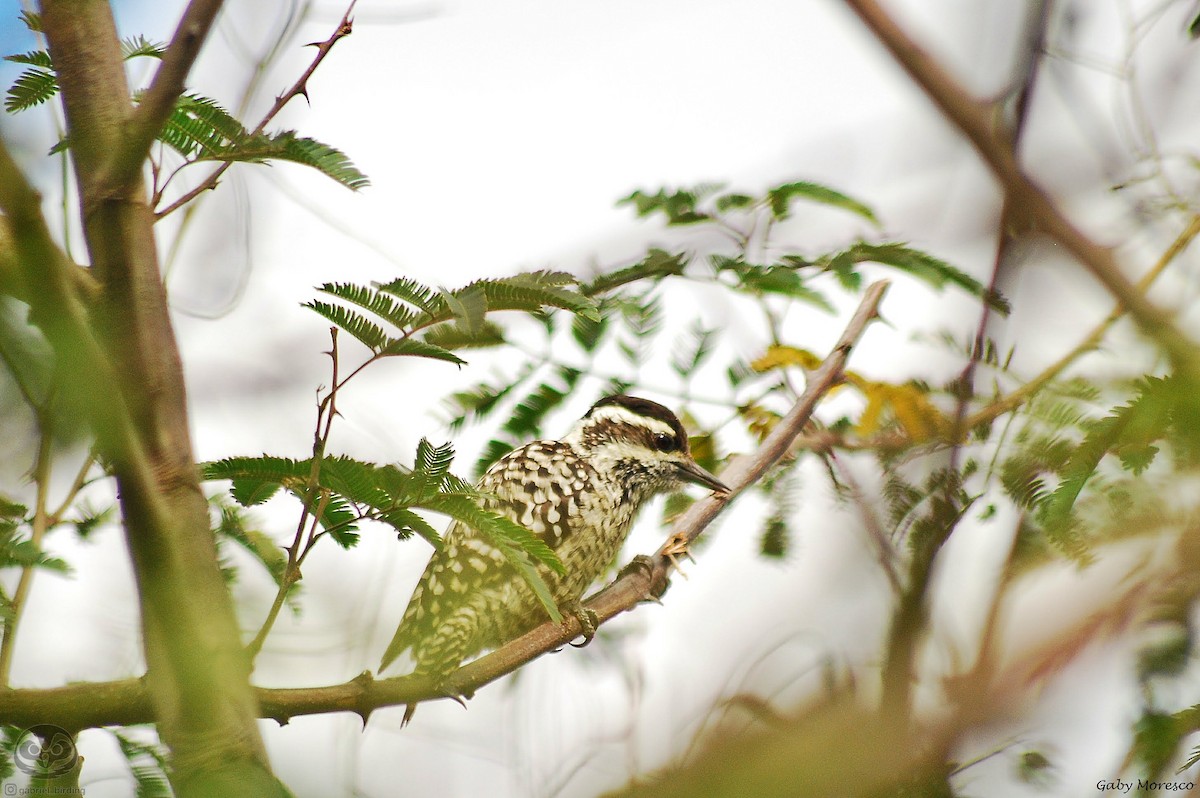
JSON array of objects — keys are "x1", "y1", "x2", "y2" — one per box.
[{"x1": 566, "y1": 394, "x2": 730, "y2": 499}]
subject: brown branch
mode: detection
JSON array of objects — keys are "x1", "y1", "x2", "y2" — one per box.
[
  {"x1": 0, "y1": 281, "x2": 890, "y2": 730},
  {"x1": 154, "y1": 1, "x2": 358, "y2": 219},
  {"x1": 108, "y1": 0, "x2": 225, "y2": 189},
  {"x1": 842, "y1": 0, "x2": 1200, "y2": 378}
]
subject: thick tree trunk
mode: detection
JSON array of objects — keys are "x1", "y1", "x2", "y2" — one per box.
[{"x1": 37, "y1": 2, "x2": 282, "y2": 794}]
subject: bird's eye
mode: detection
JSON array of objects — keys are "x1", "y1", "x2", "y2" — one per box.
[{"x1": 652, "y1": 432, "x2": 676, "y2": 452}]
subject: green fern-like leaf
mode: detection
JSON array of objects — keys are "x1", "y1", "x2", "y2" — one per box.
[
  {"x1": 231, "y1": 476, "x2": 282, "y2": 506},
  {"x1": 318, "y1": 456, "x2": 391, "y2": 508},
  {"x1": 766, "y1": 180, "x2": 879, "y2": 225},
  {"x1": 113, "y1": 732, "x2": 172, "y2": 798},
  {"x1": 1131, "y1": 711, "x2": 1181, "y2": 781},
  {"x1": 214, "y1": 130, "x2": 369, "y2": 190},
  {"x1": 212, "y1": 499, "x2": 288, "y2": 586},
  {"x1": 999, "y1": 454, "x2": 1050, "y2": 512},
  {"x1": 473, "y1": 508, "x2": 566, "y2": 576},
  {"x1": 415, "y1": 438, "x2": 456, "y2": 483},
  {"x1": 316, "y1": 282, "x2": 420, "y2": 331},
  {"x1": 615, "y1": 291, "x2": 663, "y2": 364},
  {"x1": 158, "y1": 93, "x2": 247, "y2": 157},
  {"x1": 583, "y1": 248, "x2": 689, "y2": 296},
  {"x1": 571, "y1": 312, "x2": 608, "y2": 352},
  {"x1": 671, "y1": 321, "x2": 716, "y2": 378},
  {"x1": 217, "y1": 451, "x2": 472, "y2": 550},
  {"x1": 475, "y1": 439, "x2": 516, "y2": 478},
  {"x1": 503, "y1": 378, "x2": 574, "y2": 439},
  {"x1": 71, "y1": 502, "x2": 113, "y2": 539},
  {"x1": 423, "y1": 320, "x2": 506, "y2": 349},
  {"x1": 825, "y1": 242, "x2": 1009, "y2": 314},
  {"x1": 303, "y1": 300, "x2": 392, "y2": 351},
  {"x1": 714, "y1": 192, "x2": 756, "y2": 212},
  {"x1": 158, "y1": 95, "x2": 370, "y2": 190},
  {"x1": 0, "y1": 726, "x2": 19, "y2": 782},
  {"x1": 313, "y1": 492, "x2": 360, "y2": 548},
  {"x1": 376, "y1": 276, "x2": 443, "y2": 315},
  {"x1": 445, "y1": 380, "x2": 521, "y2": 431},
  {"x1": 713, "y1": 255, "x2": 836, "y2": 311},
  {"x1": 429, "y1": 493, "x2": 565, "y2": 620},
  {"x1": 18, "y1": 10, "x2": 41, "y2": 32},
  {"x1": 0, "y1": 497, "x2": 26, "y2": 520},
  {"x1": 275, "y1": 132, "x2": 369, "y2": 190},
  {"x1": 619, "y1": 187, "x2": 713, "y2": 225},
  {"x1": 476, "y1": 270, "x2": 600, "y2": 321},
  {"x1": 121, "y1": 35, "x2": 165, "y2": 60},
  {"x1": 882, "y1": 471, "x2": 923, "y2": 527},
  {"x1": 1039, "y1": 377, "x2": 1176, "y2": 542},
  {"x1": 441, "y1": 283, "x2": 489, "y2": 334},
  {"x1": 200, "y1": 451, "x2": 309, "y2": 501},
  {"x1": 760, "y1": 516, "x2": 789, "y2": 558},
  {"x1": 428, "y1": 495, "x2": 561, "y2": 571},
  {"x1": 3, "y1": 50, "x2": 52, "y2": 68},
  {"x1": 5, "y1": 67, "x2": 57, "y2": 113},
  {"x1": 377, "y1": 508, "x2": 443, "y2": 547},
  {"x1": 0, "y1": 532, "x2": 69, "y2": 573},
  {"x1": 379, "y1": 337, "x2": 466, "y2": 366}
]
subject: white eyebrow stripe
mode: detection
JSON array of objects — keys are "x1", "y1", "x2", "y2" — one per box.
[{"x1": 588, "y1": 405, "x2": 676, "y2": 437}]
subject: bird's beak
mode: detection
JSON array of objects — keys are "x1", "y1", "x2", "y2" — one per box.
[{"x1": 676, "y1": 459, "x2": 731, "y2": 495}]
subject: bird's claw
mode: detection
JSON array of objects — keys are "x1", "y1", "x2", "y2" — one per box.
[
  {"x1": 662, "y1": 532, "x2": 695, "y2": 578},
  {"x1": 565, "y1": 602, "x2": 599, "y2": 648}
]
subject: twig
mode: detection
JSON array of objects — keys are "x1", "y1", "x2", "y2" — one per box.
[
  {"x1": 826, "y1": 449, "x2": 901, "y2": 594},
  {"x1": 246, "y1": 327, "x2": 342, "y2": 660},
  {"x1": 948, "y1": 0, "x2": 1048, "y2": 439},
  {"x1": 155, "y1": 0, "x2": 358, "y2": 219},
  {"x1": 879, "y1": 1, "x2": 1049, "y2": 720},
  {"x1": 0, "y1": 408, "x2": 54, "y2": 684},
  {"x1": 47, "y1": 453, "x2": 97, "y2": 527},
  {"x1": 0, "y1": 443, "x2": 96, "y2": 685}
]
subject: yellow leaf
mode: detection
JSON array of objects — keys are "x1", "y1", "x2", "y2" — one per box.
[
  {"x1": 750, "y1": 345, "x2": 822, "y2": 373},
  {"x1": 739, "y1": 403, "x2": 782, "y2": 441},
  {"x1": 889, "y1": 383, "x2": 947, "y2": 442},
  {"x1": 854, "y1": 382, "x2": 947, "y2": 442},
  {"x1": 856, "y1": 384, "x2": 889, "y2": 436}
]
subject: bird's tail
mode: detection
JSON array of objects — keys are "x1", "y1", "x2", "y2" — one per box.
[{"x1": 378, "y1": 586, "x2": 425, "y2": 673}]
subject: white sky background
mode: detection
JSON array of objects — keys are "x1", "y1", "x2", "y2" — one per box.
[{"x1": 4, "y1": 0, "x2": 1200, "y2": 796}]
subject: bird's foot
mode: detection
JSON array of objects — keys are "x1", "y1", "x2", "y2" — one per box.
[
  {"x1": 661, "y1": 532, "x2": 695, "y2": 579},
  {"x1": 563, "y1": 600, "x2": 599, "y2": 648}
]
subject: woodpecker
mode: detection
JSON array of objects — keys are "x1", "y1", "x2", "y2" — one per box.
[{"x1": 379, "y1": 394, "x2": 728, "y2": 694}]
